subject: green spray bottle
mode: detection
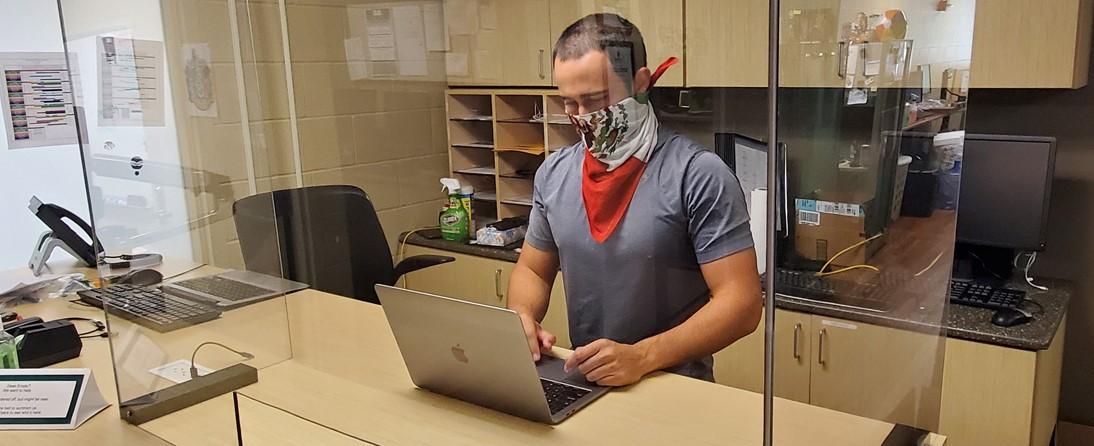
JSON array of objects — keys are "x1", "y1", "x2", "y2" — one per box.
[
  {"x1": 439, "y1": 178, "x2": 469, "y2": 242},
  {"x1": 0, "y1": 327, "x2": 19, "y2": 368}
]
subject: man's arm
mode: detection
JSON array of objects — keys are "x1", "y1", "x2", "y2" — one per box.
[
  {"x1": 508, "y1": 242, "x2": 561, "y2": 361},
  {"x1": 564, "y1": 248, "x2": 762, "y2": 386}
]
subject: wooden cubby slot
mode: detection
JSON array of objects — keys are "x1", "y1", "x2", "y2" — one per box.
[
  {"x1": 495, "y1": 94, "x2": 544, "y2": 123},
  {"x1": 447, "y1": 94, "x2": 492, "y2": 121}
]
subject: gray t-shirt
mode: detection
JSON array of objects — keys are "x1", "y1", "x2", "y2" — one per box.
[{"x1": 526, "y1": 128, "x2": 753, "y2": 381}]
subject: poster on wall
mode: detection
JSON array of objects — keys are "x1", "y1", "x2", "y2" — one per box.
[
  {"x1": 0, "y1": 52, "x2": 79, "y2": 150},
  {"x1": 182, "y1": 43, "x2": 217, "y2": 118},
  {"x1": 97, "y1": 36, "x2": 165, "y2": 127}
]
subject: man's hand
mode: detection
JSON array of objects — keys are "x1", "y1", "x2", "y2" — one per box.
[
  {"x1": 518, "y1": 312, "x2": 556, "y2": 361},
  {"x1": 563, "y1": 339, "x2": 654, "y2": 387}
]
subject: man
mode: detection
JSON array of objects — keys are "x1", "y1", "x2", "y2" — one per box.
[{"x1": 507, "y1": 13, "x2": 762, "y2": 387}]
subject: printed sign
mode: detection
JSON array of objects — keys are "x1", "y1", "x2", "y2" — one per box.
[{"x1": 0, "y1": 368, "x2": 108, "y2": 430}]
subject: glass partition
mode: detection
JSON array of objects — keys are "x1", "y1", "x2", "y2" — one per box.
[
  {"x1": 48, "y1": 0, "x2": 982, "y2": 444},
  {"x1": 56, "y1": 0, "x2": 295, "y2": 440},
  {"x1": 774, "y1": 0, "x2": 974, "y2": 441}
]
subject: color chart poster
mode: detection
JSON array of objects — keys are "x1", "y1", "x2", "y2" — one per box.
[{"x1": 0, "y1": 52, "x2": 78, "y2": 150}]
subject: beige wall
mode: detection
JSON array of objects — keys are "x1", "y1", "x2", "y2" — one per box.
[
  {"x1": 162, "y1": 0, "x2": 448, "y2": 269},
  {"x1": 965, "y1": 38, "x2": 1094, "y2": 427}
]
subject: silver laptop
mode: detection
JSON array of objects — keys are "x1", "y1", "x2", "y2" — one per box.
[
  {"x1": 163, "y1": 270, "x2": 309, "y2": 309},
  {"x1": 375, "y1": 284, "x2": 609, "y2": 424}
]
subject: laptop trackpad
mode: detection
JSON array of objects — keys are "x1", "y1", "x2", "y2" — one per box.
[{"x1": 535, "y1": 355, "x2": 602, "y2": 390}]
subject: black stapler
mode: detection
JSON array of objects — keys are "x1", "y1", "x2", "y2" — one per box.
[{"x1": 3, "y1": 317, "x2": 83, "y2": 368}]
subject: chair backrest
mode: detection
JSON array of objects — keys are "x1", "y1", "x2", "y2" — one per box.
[{"x1": 232, "y1": 185, "x2": 395, "y2": 303}]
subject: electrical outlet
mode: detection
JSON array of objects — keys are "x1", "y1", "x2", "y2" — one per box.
[{"x1": 149, "y1": 359, "x2": 213, "y2": 384}]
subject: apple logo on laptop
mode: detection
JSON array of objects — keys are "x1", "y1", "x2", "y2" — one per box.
[{"x1": 451, "y1": 344, "x2": 469, "y2": 364}]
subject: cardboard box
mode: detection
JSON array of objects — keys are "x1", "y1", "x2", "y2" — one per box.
[{"x1": 794, "y1": 198, "x2": 886, "y2": 267}]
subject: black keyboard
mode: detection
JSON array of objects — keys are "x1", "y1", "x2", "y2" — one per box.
[
  {"x1": 169, "y1": 275, "x2": 274, "y2": 302},
  {"x1": 949, "y1": 280, "x2": 1026, "y2": 310},
  {"x1": 540, "y1": 379, "x2": 590, "y2": 415},
  {"x1": 77, "y1": 284, "x2": 221, "y2": 333},
  {"x1": 772, "y1": 269, "x2": 892, "y2": 313}
]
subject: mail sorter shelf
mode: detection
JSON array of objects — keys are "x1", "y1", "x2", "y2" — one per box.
[{"x1": 445, "y1": 89, "x2": 566, "y2": 220}]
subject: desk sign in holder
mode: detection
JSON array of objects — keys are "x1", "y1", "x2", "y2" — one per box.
[{"x1": 0, "y1": 368, "x2": 109, "y2": 430}]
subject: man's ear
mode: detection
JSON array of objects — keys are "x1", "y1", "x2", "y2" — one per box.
[{"x1": 633, "y1": 66, "x2": 652, "y2": 94}]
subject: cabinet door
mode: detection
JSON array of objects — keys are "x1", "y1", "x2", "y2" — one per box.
[
  {"x1": 777, "y1": 0, "x2": 843, "y2": 88},
  {"x1": 446, "y1": 0, "x2": 552, "y2": 86},
  {"x1": 971, "y1": 0, "x2": 1091, "y2": 88},
  {"x1": 542, "y1": 275, "x2": 571, "y2": 348},
  {"x1": 684, "y1": 0, "x2": 767, "y2": 87},
  {"x1": 549, "y1": 0, "x2": 684, "y2": 87},
  {"x1": 809, "y1": 316, "x2": 944, "y2": 431},
  {"x1": 713, "y1": 309, "x2": 811, "y2": 403},
  {"x1": 402, "y1": 246, "x2": 512, "y2": 307}
]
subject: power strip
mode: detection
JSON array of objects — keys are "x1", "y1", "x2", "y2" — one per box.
[{"x1": 149, "y1": 359, "x2": 214, "y2": 384}]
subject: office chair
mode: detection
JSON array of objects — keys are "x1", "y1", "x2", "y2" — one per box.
[{"x1": 232, "y1": 185, "x2": 454, "y2": 304}]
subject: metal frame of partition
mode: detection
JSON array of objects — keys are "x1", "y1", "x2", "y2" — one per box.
[{"x1": 763, "y1": 0, "x2": 780, "y2": 445}]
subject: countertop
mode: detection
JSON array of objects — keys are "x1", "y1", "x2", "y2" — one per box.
[{"x1": 403, "y1": 234, "x2": 1070, "y2": 351}]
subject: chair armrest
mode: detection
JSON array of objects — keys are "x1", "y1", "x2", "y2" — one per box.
[{"x1": 393, "y1": 255, "x2": 455, "y2": 279}]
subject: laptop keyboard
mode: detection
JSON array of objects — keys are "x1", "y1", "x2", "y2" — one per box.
[
  {"x1": 170, "y1": 275, "x2": 275, "y2": 301},
  {"x1": 541, "y1": 379, "x2": 591, "y2": 415},
  {"x1": 77, "y1": 283, "x2": 221, "y2": 333}
]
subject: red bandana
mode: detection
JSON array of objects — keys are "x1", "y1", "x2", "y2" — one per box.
[{"x1": 580, "y1": 57, "x2": 677, "y2": 243}]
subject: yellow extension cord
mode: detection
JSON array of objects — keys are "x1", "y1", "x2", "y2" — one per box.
[{"x1": 814, "y1": 233, "x2": 884, "y2": 277}]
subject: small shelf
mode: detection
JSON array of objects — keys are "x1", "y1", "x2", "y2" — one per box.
[
  {"x1": 497, "y1": 118, "x2": 541, "y2": 124},
  {"x1": 498, "y1": 172, "x2": 535, "y2": 180},
  {"x1": 454, "y1": 167, "x2": 497, "y2": 176},
  {"x1": 449, "y1": 116, "x2": 493, "y2": 122},
  {"x1": 500, "y1": 196, "x2": 533, "y2": 206},
  {"x1": 452, "y1": 142, "x2": 494, "y2": 150},
  {"x1": 495, "y1": 144, "x2": 545, "y2": 156},
  {"x1": 473, "y1": 191, "x2": 497, "y2": 201}
]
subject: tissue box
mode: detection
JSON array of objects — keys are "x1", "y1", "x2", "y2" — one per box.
[{"x1": 476, "y1": 224, "x2": 527, "y2": 247}]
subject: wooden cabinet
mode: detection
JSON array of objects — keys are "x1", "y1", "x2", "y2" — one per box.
[
  {"x1": 685, "y1": 0, "x2": 844, "y2": 88},
  {"x1": 713, "y1": 309, "x2": 811, "y2": 403},
  {"x1": 543, "y1": 275, "x2": 571, "y2": 348},
  {"x1": 715, "y1": 312, "x2": 943, "y2": 431},
  {"x1": 402, "y1": 245, "x2": 571, "y2": 348},
  {"x1": 403, "y1": 246, "x2": 513, "y2": 306},
  {"x1": 685, "y1": 0, "x2": 768, "y2": 87},
  {"x1": 445, "y1": 0, "x2": 552, "y2": 86},
  {"x1": 809, "y1": 315, "x2": 944, "y2": 431},
  {"x1": 938, "y1": 322, "x2": 1066, "y2": 446},
  {"x1": 549, "y1": 0, "x2": 684, "y2": 87},
  {"x1": 971, "y1": 0, "x2": 1093, "y2": 88}
]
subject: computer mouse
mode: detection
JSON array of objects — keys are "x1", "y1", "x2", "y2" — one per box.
[
  {"x1": 991, "y1": 308, "x2": 1033, "y2": 327},
  {"x1": 114, "y1": 269, "x2": 164, "y2": 287}
]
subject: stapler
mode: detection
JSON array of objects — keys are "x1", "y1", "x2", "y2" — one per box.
[{"x1": 3, "y1": 317, "x2": 83, "y2": 367}]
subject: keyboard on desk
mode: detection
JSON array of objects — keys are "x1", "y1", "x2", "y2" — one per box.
[
  {"x1": 77, "y1": 284, "x2": 221, "y2": 333},
  {"x1": 541, "y1": 378, "x2": 591, "y2": 415},
  {"x1": 948, "y1": 280, "x2": 1025, "y2": 310},
  {"x1": 772, "y1": 269, "x2": 893, "y2": 313},
  {"x1": 168, "y1": 275, "x2": 275, "y2": 302}
]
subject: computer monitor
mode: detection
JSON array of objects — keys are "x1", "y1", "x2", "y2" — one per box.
[{"x1": 956, "y1": 134, "x2": 1056, "y2": 251}]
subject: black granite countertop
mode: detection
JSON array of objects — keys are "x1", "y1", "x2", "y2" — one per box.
[{"x1": 404, "y1": 234, "x2": 1070, "y2": 351}]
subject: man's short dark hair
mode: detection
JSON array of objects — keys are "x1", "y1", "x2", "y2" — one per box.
[{"x1": 553, "y1": 13, "x2": 647, "y2": 84}]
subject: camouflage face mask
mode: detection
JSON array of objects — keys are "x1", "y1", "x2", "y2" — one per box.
[{"x1": 569, "y1": 96, "x2": 658, "y2": 172}]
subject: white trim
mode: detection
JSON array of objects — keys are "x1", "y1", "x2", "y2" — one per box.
[
  {"x1": 227, "y1": 0, "x2": 257, "y2": 195},
  {"x1": 277, "y1": 0, "x2": 304, "y2": 187}
]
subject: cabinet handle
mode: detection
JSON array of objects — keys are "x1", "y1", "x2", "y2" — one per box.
[
  {"x1": 494, "y1": 269, "x2": 504, "y2": 300},
  {"x1": 837, "y1": 41, "x2": 848, "y2": 78},
  {"x1": 538, "y1": 49, "x2": 546, "y2": 79},
  {"x1": 792, "y1": 323, "x2": 802, "y2": 361},
  {"x1": 818, "y1": 328, "x2": 828, "y2": 366}
]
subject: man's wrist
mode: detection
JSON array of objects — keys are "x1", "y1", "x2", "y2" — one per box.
[{"x1": 635, "y1": 336, "x2": 669, "y2": 375}]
